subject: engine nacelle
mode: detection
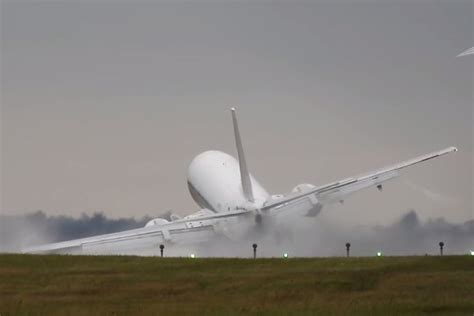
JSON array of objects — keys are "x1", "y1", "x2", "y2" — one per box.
[
  {"x1": 267, "y1": 194, "x2": 285, "y2": 202},
  {"x1": 170, "y1": 214, "x2": 182, "y2": 221},
  {"x1": 292, "y1": 183, "x2": 322, "y2": 217},
  {"x1": 183, "y1": 208, "x2": 215, "y2": 220},
  {"x1": 144, "y1": 218, "x2": 170, "y2": 228},
  {"x1": 291, "y1": 183, "x2": 316, "y2": 193}
]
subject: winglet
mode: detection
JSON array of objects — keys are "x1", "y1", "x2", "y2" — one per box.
[{"x1": 231, "y1": 107, "x2": 254, "y2": 202}]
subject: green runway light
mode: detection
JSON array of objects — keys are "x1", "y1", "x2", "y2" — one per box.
[
  {"x1": 470, "y1": 250, "x2": 474, "y2": 256},
  {"x1": 376, "y1": 252, "x2": 383, "y2": 257},
  {"x1": 283, "y1": 253, "x2": 288, "y2": 258},
  {"x1": 190, "y1": 254, "x2": 196, "y2": 259}
]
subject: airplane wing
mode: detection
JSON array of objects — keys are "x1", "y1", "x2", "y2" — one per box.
[
  {"x1": 261, "y1": 146, "x2": 458, "y2": 211},
  {"x1": 23, "y1": 209, "x2": 252, "y2": 254}
]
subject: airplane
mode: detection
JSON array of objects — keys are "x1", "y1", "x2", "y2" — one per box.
[
  {"x1": 457, "y1": 47, "x2": 474, "y2": 57},
  {"x1": 23, "y1": 108, "x2": 458, "y2": 255}
]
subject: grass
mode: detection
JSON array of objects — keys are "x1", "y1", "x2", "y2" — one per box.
[{"x1": 0, "y1": 254, "x2": 473, "y2": 315}]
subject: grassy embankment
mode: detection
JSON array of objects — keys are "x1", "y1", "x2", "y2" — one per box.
[{"x1": 0, "y1": 254, "x2": 473, "y2": 315}]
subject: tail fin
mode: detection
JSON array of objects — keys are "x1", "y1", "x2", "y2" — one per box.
[{"x1": 231, "y1": 107, "x2": 254, "y2": 202}]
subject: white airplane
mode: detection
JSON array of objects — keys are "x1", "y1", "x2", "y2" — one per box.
[
  {"x1": 24, "y1": 108, "x2": 457, "y2": 255},
  {"x1": 457, "y1": 47, "x2": 474, "y2": 57}
]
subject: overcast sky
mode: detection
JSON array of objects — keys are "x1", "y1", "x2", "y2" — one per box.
[{"x1": 1, "y1": 1, "x2": 472, "y2": 225}]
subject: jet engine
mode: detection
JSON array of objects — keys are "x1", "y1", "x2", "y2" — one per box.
[
  {"x1": 291, "y1": 183, "x2": 316, "y2": 193},
  {"x1": 291, "y1": 183, "x2": 323, "y2": 217},
  {"x1": 144, "y1": 218, "x2": 169, "y2": 228}
]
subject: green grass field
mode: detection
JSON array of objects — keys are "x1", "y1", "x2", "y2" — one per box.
[{"x1": 0, "y1": 254, "x2": 473, "y2": 315}]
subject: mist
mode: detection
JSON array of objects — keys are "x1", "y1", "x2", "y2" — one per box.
[
  {"x1": 190, "y1": 209, "x2": 473, "y2": 258},
  {"x1": 0, "y1": 209, "x2": 471, "y2": 257},
  {"x1": 0, "y1": 211, "x2": 158, "y2": 252}
]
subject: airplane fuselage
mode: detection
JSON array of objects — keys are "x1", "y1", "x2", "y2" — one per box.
[{"x1": 187, "y1": 150, "x2": 269, "y2": 213}]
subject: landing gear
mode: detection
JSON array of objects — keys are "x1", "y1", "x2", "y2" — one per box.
[{"x1": 255, "y1": 213, "x2": 263, "y2": 225}]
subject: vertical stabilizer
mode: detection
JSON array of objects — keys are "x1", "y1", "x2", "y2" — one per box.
[{"x1": 231, "y1": 107, "x2": 254, "y2": 202}]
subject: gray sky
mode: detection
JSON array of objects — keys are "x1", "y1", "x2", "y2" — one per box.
[{"x1": 1, "y1": 1, "x2": 472, "y2": 225}]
